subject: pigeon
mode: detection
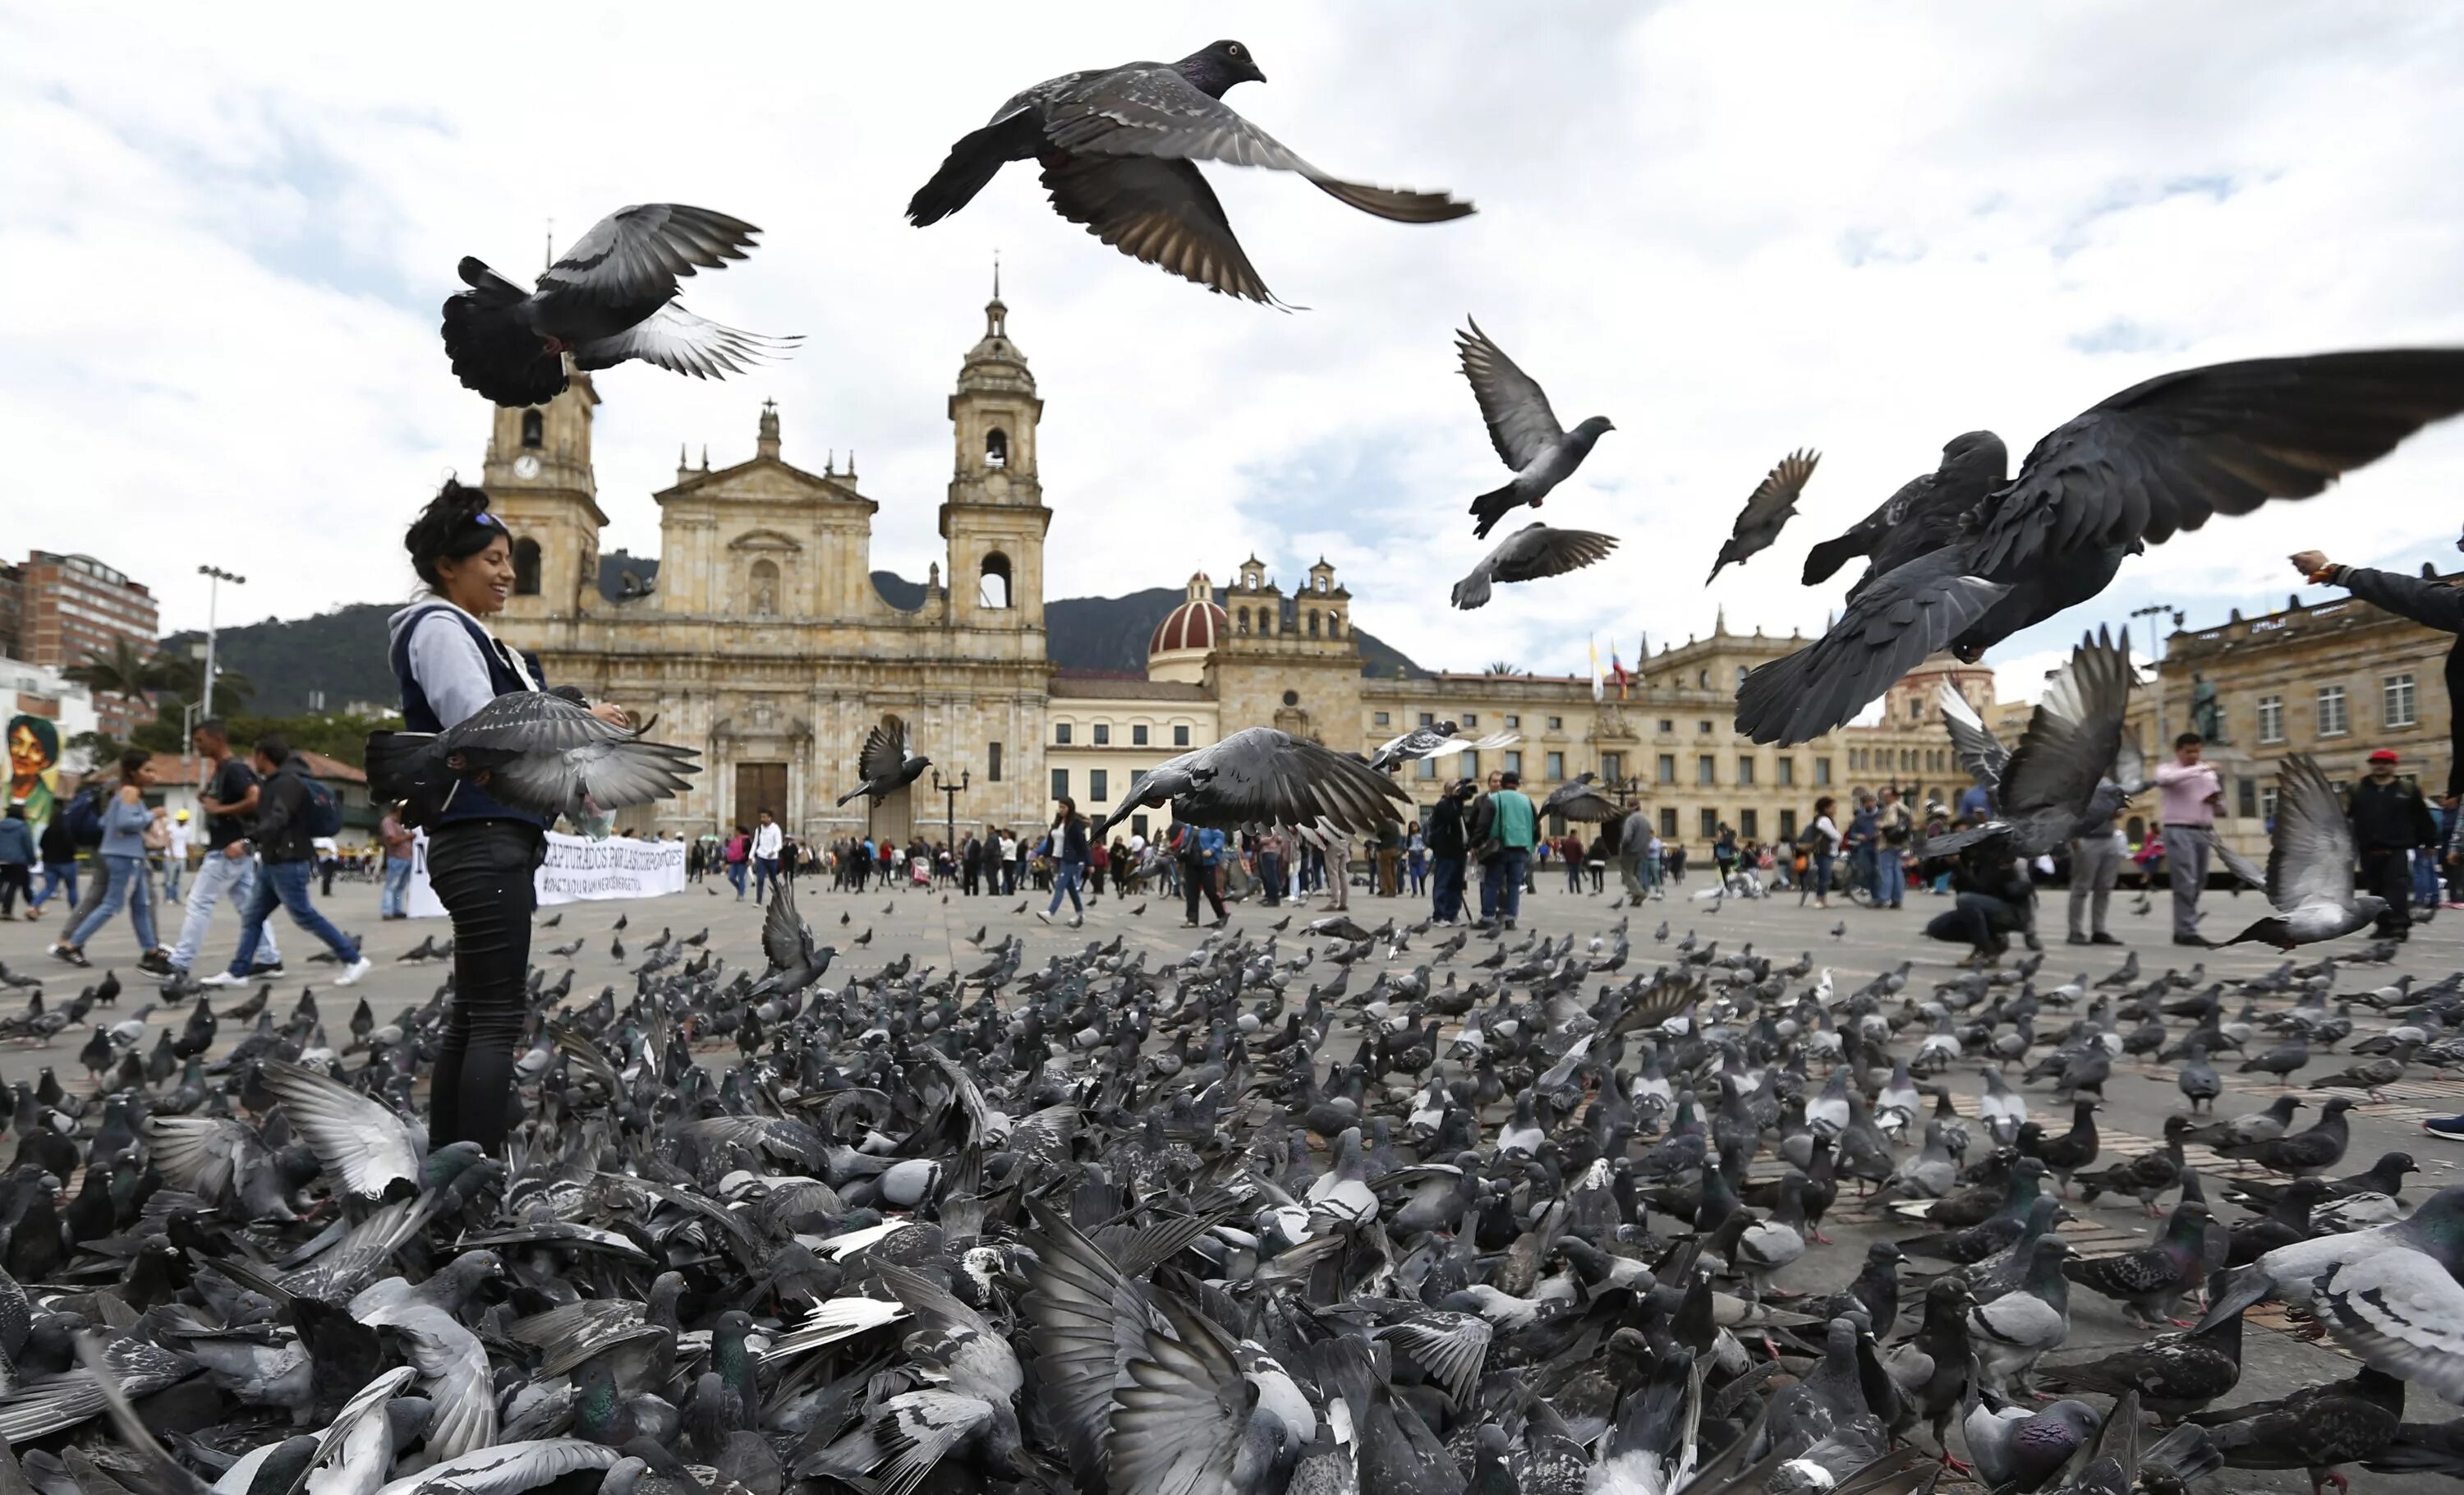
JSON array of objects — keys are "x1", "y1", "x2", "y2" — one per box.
[
  {"x1": 2039, "y1": 1276, "x2": 2246, "y2": 1415},
  {"x1": 748, "y1": 877, "x2": 834, "y2": 1001},
  {"x1": 2189, "y1": 1364, "x2": 2407, "y2": 1495},
  {"x1": 2209, "y1": 755, "x2": 2393, "y2": 949},
  {"x1": 1456, "y1": 320, "x2": 1616, "y2": 538},
  {"x1": 1961, "y1": 1392, "x2": 2101, "y2": 1493},
  {"x1": 1708, "y1": 448, "x2": 1821, "y2": 583},
  {"x1": 1536, "y1": 772, "x2": 1620, "y2": 823},
  {"x1": 1739, "y1": 349, "x2": 2464, "y2": 743},
  {"x1": 2223, "y1": 1095, "x2": 2356, "y2": 1176},
  {"x1": 1923, "y1": 630, "x2": 2135, "y2": 860},
  {"x1": 366, "y1": 692, "x2": 700, "y2": 830},
  {"x1": 1450, "y1": 522, "x2": 1619, "y2": 610},
  {"x1": 835, "y1": 715, "x2": 930, "y2": 807},
  {"x1": 907, "y1": 39, "x2": 1470, "y2": 306},
  {"x1": 1092, "y1": 725, "x2": 1409, "y2": 839},
  {"x1": 1362, "y1": 721, "x2": 1519, "y2": 774},
  {"x1": 1964, "y1": 1235, "x2": 2073, "y2": 1397},
  {"x1": 2061, "y1": 1199, "x2": 2210, "y2": 1327},
  {"x1": 440, "y1": 204, "x2": 796, "y2": 407}
]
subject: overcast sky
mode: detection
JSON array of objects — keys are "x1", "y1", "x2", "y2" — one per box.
[{"x1": 7, "y1": 2, "x2": 2462, "y2": 705}]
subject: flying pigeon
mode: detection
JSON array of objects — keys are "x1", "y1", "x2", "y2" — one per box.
[
  {"x1": 1457, "y1": 320, "x2": 1616, "y2": 538},
  {"x1": 1740, "y1": 349, "x2": 2464, "y2": 743},
  {"x1": 836, "y1": 715, "x2": 931, "y2": 807},
  {"x1": 907, "y1": 40, "x2": 1471, "y2": 306},
  {"x1": 1093, "y1": 725, "x2": 1409, "y2": 840},
  {"x1": 2207, "y1": 755, "x2": 2390, "y2": 949},
  {"x1": 1451, "y1": 522, "x2": 1619, "y2": 610},
  {"x1": 1538, "y1": 773, "x2": 1620, "y2": 823},
  {"x1": 439, "y1": 204, "x2": 798, "y2": 407},
  {"x1": 365, "y1": 692, "x2": 700, "y2": 830},
  {"x1": 749, "y1": 876, "x2": 834, "y2": 1002},
  {"x1": 1924, "y1": 629, "x2": 2135, "y2": 859},
  {"x1": 1707, "y1": 448, "x2": 1820, "y2": 582},
  {"x1": 1363, "y1": 721, "x2": 1519, "y2": 773}
]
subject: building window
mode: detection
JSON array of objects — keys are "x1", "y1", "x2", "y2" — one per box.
[
  {"x1": 988, "y1": 743, "x2": 1003, "y2": 782},
  {"x1": 1697, "y1": 720, "x2": 1713, "y2": 734},
  {"x1": 979, "y1": 552, "x2": 1013, "y2": 610},
  {"x1": 1777, "y1": 758, "x2": 1795, "y2": 788},
  {"x1": 1740, "y1": 808, "x2": 1758, "y2": 838},
  {"x1": 1505, "y1": 714, "x2": 1520, "y2": 729},
  {"x1": 1697, "y1": 755, "x2": 1716, "y2": 785},
  {"x1": 1307, "y1": 611, "x2": 1320, "y2": 638},
  {"x1": 2258, "y1": 695, "x2": 2284, "y2": 744},
  {"x1": 1697, "y1": 669, "x2": 1708, "y2": 688},
  {"x1": 1601, "y1": 752, "x2": 1623, "y2": 781},
  {"x1": 1419, "y1": 712, "x2": 1436, "y2": 727},
  {"x1": 1418, "y1": 757, "x2": 1437, "y2": 780},
  {"x1": 1659, "y1": 807, "x2": 1678, "y2": 837},
  {"x1": 513, "y1": 537, "x2": 543, "y2": 596},
  {"x1": 2260, "y1": 784, "x2": 2278, "y2": 823},
  {"x1": 1372, "y1": 712, "x2": 1389, "y2": 727},
  {"x1": 1464, "y1": 713, "x2": 1478, "y2": 728},
  {"x1": 2237, "y1": 777, "x2": 2258, "y2": 819},
  {"x1": 1657, "y1": 719, "x2": 1674, "y2": 734},
  {"x1": 1908, "y1": 697, "x2": 1924, "y2": 721},
  {"x1": 2319, "y1": 684, "x2": 2349, "y2": 737},
  {"x1": 1547, "y1": 715, "x2": 1561, "y2": 729},
  {"x1": 1545, "y1": 751, "x2": 1565, "y2": 780},
  {"x1": 747, "y1": 558, "x2": 779, "y2": 615},
  {"x1": 1055, "y1": 723, "x2": 1072, "y2": 745},
  {"x1": 1089, "y1": 768, "x2": 1108, "y2": 803},
  {"x1": 1779, "y1": 808, "x2": 1798, "y2": 840},
  {"x1": 520, "y1": 410, "x2": 544, "y2": 448},
  {"x1": 1657, "y1": 754, "x2": 1676, "y2": 784},
  {"x1": 1133, "y1": 724, "x2": 1149, "y2": 746},
  {"x1": 1282, "y1": 690, "x2": 1299, "y2": 706},
  {"x1": 1462, "y1": 752, "x2": 1479, "y2": 780},
  {"x1": 1092, "y1": 723, "x2": 1110, "y2": 746},
  {"x1": 1050, "y1": 768, "x2": 1069, "y2": 801},
  {"x1": 985, "y1": 427, "x2": 1008, "y2": 467},
  {"x1": 1699, "y1": 807, "x2": 1718, "y2": 838},
  {"x1": 1504, "y1": 750, "x2": 1523, "y2": 775},
  {"x1": 1236, "y1": 606, "x2": 1250, "y2": 635},
  {"x1": 1815, "y1": 757, "x2": 1832, "y2": 786},
  {"x1": 2386, "y1": 673, "x2": 2417, "y2": 728},
  {"x1": 1736, "y1": 756, "x2": 1755, "y2": 786},
  {"x1": 1174, "y1": 724, "x2": 1190, "y2": 747}
]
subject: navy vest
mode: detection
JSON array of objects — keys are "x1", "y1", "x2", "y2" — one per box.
[{"x1": 391, "y1": 604, "x2": 550, "y2": 829}]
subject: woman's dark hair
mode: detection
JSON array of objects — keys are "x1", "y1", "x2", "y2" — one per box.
[
  {"x1": 117, "y1": 748, "x2": 150, "y2": 780},
  {"x1": 1814, "y1": 796, "x2": 1836, "y2": 816},
  {"x1": 405, "y1": 478, "x2": 503, "y2": 588}
]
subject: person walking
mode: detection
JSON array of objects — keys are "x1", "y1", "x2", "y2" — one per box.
[
  {"x1": 1170, "y1": 817, "x2": 1228, "y2": 927},
  {"x1": 2348, "y1": 748, "x2": 2438, "y2": 940},
  {"x1": 0, "y1": 806, "x2": 33, "y2": 920},
  {"x1": 1427, "y1": 780, "x2": 1471, "y2": 924},
  {"x1": 208, "y1": 736, "x2": 370, "y2": 991},
  {"x1": 1613, "y1": 807, "x2": 1649, "y2": 904},
  {"x1": 30, "y1": 809, "x2": 75, "y2": 918},
  {"x1": 1564, "y1": 830, "x2": 1588, "y2": 893},
  {"x1": 1477, "y1": 770, "x2": 1539, "y2": 931},
  {"x1": 168, "y1": 718, "x2": 280, "y2": 979},
  {"x1": 162, "y1": 808, "x2": 191, "y2": 903},
  {"x1": 1037, "y1": 798, "x2": 1090, "y2": 927},
  {"x1": 1874, "y1": 786, "x2": 1910, "y2": 908},
  {"x1": 56, "y1": 750, "x2": 171, "y2": 971},
  {"x1": 1798, "y1": 796, "x2": 1842, "y2": 909},
  {"x1": 2154, "y1": 731, "x2": 2223, "y2": 946},
  {"x1": 751, "y1": 809, "x2": 783, "y2": 904},
  {"x1": 724, "y1": 826, "x2": 751, "y2": 898},
  {"x1": 377, "y1": 805, "x2": 417, "y2": 919}
]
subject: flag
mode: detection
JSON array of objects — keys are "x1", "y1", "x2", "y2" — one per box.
[
  {"x1": 1589, "y1": 636, "x2": 1605, "y2": 702},
  {"x1": 1610, "y1": 642, "x2": 1631, "y2": 700}
]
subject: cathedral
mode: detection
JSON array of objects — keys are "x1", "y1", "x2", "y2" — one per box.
[{"x1": 480, "y1": 284, "x2": 1996, "y2": 850}]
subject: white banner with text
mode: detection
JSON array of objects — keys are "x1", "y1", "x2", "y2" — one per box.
[{"x1": 404, "y1": 830, "x2": 687, "y2": 918}]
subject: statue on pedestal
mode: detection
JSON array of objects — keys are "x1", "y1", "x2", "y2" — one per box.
[{"x1": 2190, "y1": 673, "x2": 2227, "y2": 743}]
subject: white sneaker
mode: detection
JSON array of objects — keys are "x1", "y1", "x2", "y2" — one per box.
[
  {"x1": 197, "y1": 970, "x2": 250, "y2": 987},
  {"x1": 333, "y1": 957, "x2": 374, "y2": 987}
]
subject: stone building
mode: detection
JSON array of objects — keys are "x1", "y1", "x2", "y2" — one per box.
[
  {"x1": 2149, "y1": 569, "x2": 2458, "y2": 859},
  {"x1": 482, "y1": 284, "x2": 2000, "y2": 854}
]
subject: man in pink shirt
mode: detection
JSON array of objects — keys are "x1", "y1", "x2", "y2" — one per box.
[{"x1": 2153, "y1": 731, "x2": 2225, "y2": 945}]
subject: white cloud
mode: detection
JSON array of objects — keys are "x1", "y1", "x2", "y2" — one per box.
[{"x1": 4, "y1": 1, "x2": 2462, "y2": 701}]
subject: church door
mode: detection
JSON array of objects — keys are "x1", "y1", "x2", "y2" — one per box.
[
  {"x1": 871, "y1": 783, "x2": 914, "y2": 844},
  {"x1": 734, "y1": 761, "x2": 788, "y2": 831}
]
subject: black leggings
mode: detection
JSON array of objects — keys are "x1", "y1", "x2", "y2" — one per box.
[
  {"x1": 1182, "y1": 858, "x2": 1225, "y2": 922},
  {"x1": 426, "y1": 820, "x2": 545, "y2": 1152}
]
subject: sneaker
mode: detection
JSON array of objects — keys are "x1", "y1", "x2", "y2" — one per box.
[
  {"x1": 198, "y1": 970, "x2": 250, "y2": 987},
  {"x1": 333, "y1": 957, "x2": 374, "y2": 987},
  {"x1": 1036, "y1": 911, "x2": 1052, "y2": 925},
  {"x1": 53, "y1": 946, "x2": 88, "y2": 968},
  {"x1": 1069, "y1": 916, "x2": 1084, "y2": 928},
  {"x1": 2423, "y1": 1116, "x2": 2464, "y2": 1141},
  {"x1": 137, "y1": 950, "x2": 172, "y2": 976}
]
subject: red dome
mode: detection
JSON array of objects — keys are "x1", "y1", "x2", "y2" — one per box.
[{"x1": 1149, "y1": 598, "x2": 1229, "y2": 655}]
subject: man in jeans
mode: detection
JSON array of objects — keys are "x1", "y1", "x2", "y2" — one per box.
[
  {"x1": 1478, "y1": 770, "x2": 1539, "y2": 931},
  {"x1": 752, "y1": 809, "x2": 784, "y2": 904},
  {"x1": 2154, "y1": 732, "x2": 2223, "y2": 946},
  {"x1": 2348, "y1": 748, "x2": 2437, "y2": 940},
  {"x1": 1874, "y1": 787, "x2": 1910, "y2": 908},
  {"x1": 205, "y1": 735, "x2": 370, "y2": 987},
  {"x1": 377, "y1": 807, "x2": 417, "y2": 919},
  {"x1": 168, "y1": 719, "x2": 279, "y2": 979}
]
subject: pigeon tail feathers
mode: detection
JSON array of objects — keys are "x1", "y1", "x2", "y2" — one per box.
[
  {"x1": 441, "y1": 259, "x2": 564, "y2": 407},
  {"x1": 1469, "y1": 483, "x2": 1521, "y2": 540}
]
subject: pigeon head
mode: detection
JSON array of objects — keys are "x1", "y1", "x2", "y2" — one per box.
[
  {"x1": 1573, "y1": 415, "x2": 1617, "y2": 440},
  {"x1": 1940, "y1": 430, "x2": 2010, "y2": 481},
  {"x1": 1179, "y1": 39, "x2": 1266, "y2": 94}
]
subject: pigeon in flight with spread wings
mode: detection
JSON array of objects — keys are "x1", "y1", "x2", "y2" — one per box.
[
  {"x1": 836, "y1": 715, "x2": 931, "y2": 807},
  {"x1": 1452, "y1": 522, "x2": 1619, "y2": 610},
  {"x1": 365, "y1": 691, "x2": 700, "y2": 831},
  {"x1": 1363, "y1": 720, "x2": 1519, "y2": 774},
  {"x1": 2207, "y1": 754, "x2": 2390, "y2": 950},
  {"x1": 1458, "y1": 320, "x2": 1616, "y2": 538},
  {"x1": 1739, "y1": 350, "x2": 2464, "y2": 744},
  {"x1": 1539, "y1": 772, "x2": 1621, "y2": 823},
  {"x1": 750, "y1": 875, "x2": 834, "y2": 1002},
  {"x1": 1708, "y1": 448, "x2": 1821, "y2": 583},
  {"x1": 1094, "y1": 725, "x2": 1408, "y2": 840},
  {"x1": 1800, "y1": 432, "x2": 2011, "y2": 591},
  {"x1": 908, "y1": 40, "x2": 1472, "y2": 306},
  {"x1": 440, "y1": 205, "x2": 799, "y2": 407},
  {"x1": 1924, "y1": 628, "x2": 2135, "y2": 859}
]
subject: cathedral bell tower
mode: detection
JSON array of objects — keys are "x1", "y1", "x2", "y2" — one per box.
[
  {"x1": 940, "y1": 270, "x2": 1049, "y2": 633},
  {"x1": 480, "y1": 370, "x2": 607, "y2": 619}
]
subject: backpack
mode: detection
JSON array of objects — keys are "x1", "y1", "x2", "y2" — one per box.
[
  {"x1": 299, "y1": 775, "x2": 344, "y2": 839},
  {"x1": 62, "y1": 786, "x2": 106, "y2": 849}
]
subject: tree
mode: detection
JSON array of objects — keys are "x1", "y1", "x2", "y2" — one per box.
[
  {"x1": 149, "y1": 650, "x2": 255, "y2": 712},
  {"x1": 62, "y1": 637, "x2": 162, "y2": 715},
  {"x1": 1483, "y1": 660, "x2": 1527, "y2": 676}
]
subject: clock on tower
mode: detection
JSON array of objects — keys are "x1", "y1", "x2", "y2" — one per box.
[{"x1": 478, "y1": 372, "x2": 607, "y2": 617}]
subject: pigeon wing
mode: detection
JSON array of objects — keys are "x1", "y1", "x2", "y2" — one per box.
[
  {"x1": 857, "y1": 716, "x2": 909, "y2": 785},
  {"x1": 871, "y1": 1391, "x2": 995, "y2": 1495},
  {"x1": 1970, "y1": 350, "x2": 2464, "y2": 578},
  {"x1": 2313, "y1": 1247, "x2": 2464, "y2": 1403},
  {"x1": 2269, "y1": 756, "x2": 2361, "y2": 915},
  {"x1": 1188, "y1": 728, "x2": 1409, "y2": 835},
  {"x1": 1041, "y1": 154, "x2": 1279, "y2": 306},
  {"x1": 1710, "y1": 448, "x2": 1820, "y2": 581},
  {"x1": 440, "y1": 692, "x2": 625, "y2": 755},
  {"x1": 1489, "y1": 525, "x2": 1620, "y2": 585},
  {"x1": 1044, "y1": 65, "x2": 1473, "y2": 223},
  {"x1": 1456, "y1": 320, "x2": 1568, "y2": 471},
  {"x1": 571, "y1": 302, "x2": 797, "y2": 380},
  {"x1": 536, "y1": 204, "x2": 761, "y2": 306},
  {"x1": 761, "y1": 876, "x2": 818, "y2": 972},
  {"x1": 255, "y1": 1060, "x2": 419, "y2": 1199},
  {"x1": 1736, "y1": 549, "x2": 2013, "y2": 745},
  {"x1": 1994, "y1": 629, "x2": 2131, "y2": 818},
  {"x1": 1106, "y1": 1288, "x2": 1252, "y2": 1495},
  {"x1": 1937, "y1": 681, "x2": 2009, "y2": 790}
]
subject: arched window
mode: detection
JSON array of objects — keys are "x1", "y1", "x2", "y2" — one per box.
[
  {"x1": 512, "y1": 537, "x2": 542, "y2": 596},
  {"x1": 1328, "y1": 614, "x2": 1343, "y2": 638},
  {"x1": 520, "y1": 410, "x2": 544, "y2": 448},
  {"x1": 984, "y1": 428, "x2": 1008, "y2": 467},
  {"x1": 1236, "y1": 607, "x2": 1250, "y2": 634},
  {"x1": 749, "y1": 559, "x2": 779, "y2": 616},
  {"x1": 1736, "y1": 665, "x2": 1749, "y2": 688},
  {"x1": 980, "y1": 552, "x2": 1013, "y2": 610},
  {"x1": 1307, "y1": 611, "x2": 1320, "y2": 638}
]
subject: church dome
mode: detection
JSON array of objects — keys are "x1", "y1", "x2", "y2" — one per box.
[{"x1": 1150, "y1": 597, "x2": 1229, "y2": 656}]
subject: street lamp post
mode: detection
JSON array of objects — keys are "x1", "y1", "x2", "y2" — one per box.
[
  {"x1": 931, "y1": 767, "x2": 971, "y2": 848},
  {"x1": 196, "y1": 566, "x2": 246, "y2": 718}
]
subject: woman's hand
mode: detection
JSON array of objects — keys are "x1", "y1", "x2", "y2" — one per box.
[{"x1": 590, "y1": 702, "x2": 632, "y2": 729}]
